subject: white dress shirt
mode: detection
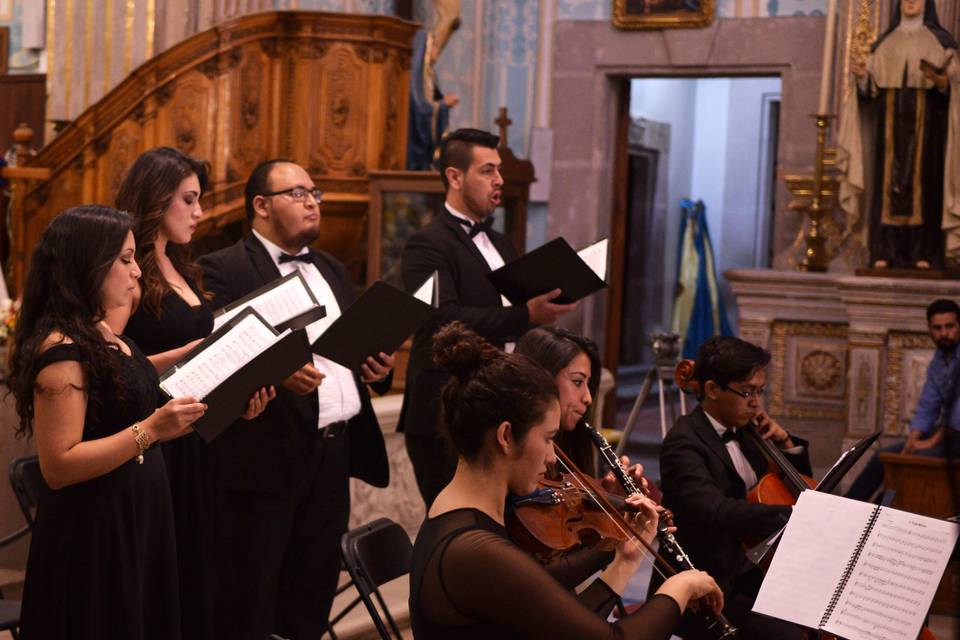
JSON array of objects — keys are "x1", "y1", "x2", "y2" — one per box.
[
  {"x1": 703, "y1": 410, "x2": 804, "y2": 490},
  {"x1": 445, "y1": 203, "x2": 516, "y2": 352},
  {"x1": 252, "y1": 229, "x2": 361, "y2": 429},
  {"x1": 704, "y1": 410, "x2": 759, "y2": 490}
]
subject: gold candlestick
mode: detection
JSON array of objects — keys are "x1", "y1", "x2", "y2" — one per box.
[{"x1": 798, "y1": 114, "x2": 834, "y2": 272}]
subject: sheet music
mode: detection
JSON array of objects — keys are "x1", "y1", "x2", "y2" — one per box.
[
  {"x1": 162, "y1": 315, "x2": 285, "y2": 400},
  {"x1": 413, "y1": 272, "x2": 437, "y2": 306},
  {"x1": 752, "y1": 491, "x2": 884, "y2": 628},
  {"x1": 213, "y1": 274, "x2": 316, "y2": 331},
  {"x1": 824, "y1": 507, "x2": 959, "y2": 640},
  {"x1": 577, "y1": 238, "x2": 608, "y2": 281}
]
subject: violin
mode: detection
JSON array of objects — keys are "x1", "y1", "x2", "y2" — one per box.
[
  {"x1": 509, "y1": 443, "x2": 738, "y2": 639},
  {"x1": 507, "y1": 472, "x2": 630, "y2": 559}
]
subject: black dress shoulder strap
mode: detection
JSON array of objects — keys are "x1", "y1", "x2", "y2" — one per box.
[{"x1": 32, "y1": 343, "x2": 83, "y2": 373}]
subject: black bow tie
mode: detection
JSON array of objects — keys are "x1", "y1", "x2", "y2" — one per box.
[
  {"x1": 456, "y1": 215, "x2": 495, "y2": 238},
  {"x1": 278, "y1": 252, "x2": 312, "y2": 265},
  {"x1": 721, "y1": 429, "x2": 742, "y2": 445}
]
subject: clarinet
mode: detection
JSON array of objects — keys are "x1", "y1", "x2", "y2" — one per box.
[{"x1": 583, "y1": 423, "x2": 738, "y2": 639}]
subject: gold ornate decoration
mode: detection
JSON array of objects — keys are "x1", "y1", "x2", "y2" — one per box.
[
  {"x1": 882, "y1": 331, "x2": 935, "y2": 435},
  {"x1": 843, "y1": 0, "x2": 878, "y2": 104},
  {"x1": 853, "y1": 355, "x2": 874, "y2": 426},
  {"x1": 768, "y1": 321, "x2": 848, "y2": 420},
  {"x1": 612, "y1": 0, "x2": 715, "y2": 29},
  {"x1": 800, "y1": 350, "x2": 844, "y2": 393}
]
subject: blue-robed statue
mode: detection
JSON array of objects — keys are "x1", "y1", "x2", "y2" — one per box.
[
  {"x1": 672, "y1": 199, "x2": 732, "y2": 359},
  {"x1": 406, "y1": 1, "x2": 461, "y2": 170}
]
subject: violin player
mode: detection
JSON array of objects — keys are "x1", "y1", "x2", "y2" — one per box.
[
  {"x1": 656, "y1": 336, "x2": 811, "y2": 640},
  {"x1": 409, "y1": 321, "x2": 724, "y2": 639}
]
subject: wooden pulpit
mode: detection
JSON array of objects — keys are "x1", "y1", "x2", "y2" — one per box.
[{"x1": 879, "y1": 452, "x2": 960, "y2": 615}]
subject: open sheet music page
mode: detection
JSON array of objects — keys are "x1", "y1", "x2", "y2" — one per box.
[
  {"x1": 412, "y1": 272, "x2": 438, "y2": 306},
  {"x1": 823, "y1": 505, "x2": 959, "y2": 640},
  {"x1": 213, "y1": 272, "x2": 317, "y2": 331},
  {"x1": 753, "y1": 491, "x2": 877, "y2": 628},
  {"x1": 577, "y1": 238, "x2": 608, "y2": 281},
  {"x1": 754, "y1": 491, "x2": 959, "y2": 640},
  {"x1": 162, "y1": 314, "x2": 285, "y2": 400}
]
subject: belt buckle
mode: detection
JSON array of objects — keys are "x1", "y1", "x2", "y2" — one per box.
[{"x1": 322, "y1": 421, "x2": 344, "y2": 438}]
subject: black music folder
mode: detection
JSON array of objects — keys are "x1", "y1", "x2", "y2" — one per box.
[
  {"x1": 160, "y1": 308, "x2": 313, "y2": 442},
  {"x1": 213, "y1": 271, "x2": 326, "y2": 333},
  {"x1": 486, "y1": 237, "x2": 608, "y2": 305},
  {"x1": 311, "y1": 279, "x2": 435, "y2": 372}
]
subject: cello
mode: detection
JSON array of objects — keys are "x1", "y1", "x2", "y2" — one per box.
[
  {"x1": 673, "y1": 359, "x2": 940, "y2": 640},
  {"x1": 674, "y1": 359, "x2": 816, "y2": 516}
]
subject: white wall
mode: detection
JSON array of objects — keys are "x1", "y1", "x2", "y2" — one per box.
[
  {"x1": 629, "y1": 76, "x2": 781, "y2": 334},
  {"x1": 629, "y1": 78, "x2": 697, "y2": 329}
]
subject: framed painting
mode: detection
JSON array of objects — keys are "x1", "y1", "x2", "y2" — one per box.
[{"x1": 612, "y1": 0, "x2": 715, "y2": 29}]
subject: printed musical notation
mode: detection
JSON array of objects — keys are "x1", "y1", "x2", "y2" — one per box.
[
  {"x1": 753, "y1": 491, "x2": 959, "y2": 640},
  {"x1": 214, "y1": 272, "x2": 317, "y2": 331},
  {"x1": 163, "y1": 314, "x2": 284, "y2": 400},
  {"x1": 827, "y1": 510, "x2": 957, "y2": 640}
]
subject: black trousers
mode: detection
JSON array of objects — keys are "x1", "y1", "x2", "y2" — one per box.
[
  {"x1": 405, "y1": 434, "x2": 457, "y2": 508},
  {"x1": 215, "y1": 434, "x2": 351, "y2": 640}
]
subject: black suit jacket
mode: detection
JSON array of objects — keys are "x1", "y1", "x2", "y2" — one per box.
[
  {"x1": 659, "y1": 406, "x2": 812, "y2": 593},
  {"x1": 198, "y1": 234, "x2": 389, "y2": 493},
  {"x1": 398, "y1": 212, "x2": 530, "y2": 437}
]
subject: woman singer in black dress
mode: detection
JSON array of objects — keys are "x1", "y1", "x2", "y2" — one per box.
[
  {"x1": 111, "y1": 147, "x2": 273, "y2": 640},
  {"x1": 8, "y1": 206, "x2": 207, "y2": 639},
  {"x1": 409, "y1": 321, "x2": 722, "y2": 639}
]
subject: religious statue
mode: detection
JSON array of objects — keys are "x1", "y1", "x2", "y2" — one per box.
[
  {"x1": 406, "y1": 0, "x2": 461, "y2": 171},
  {"x1": 837, "y1": 0, "x2": 959, "y2": 270}
]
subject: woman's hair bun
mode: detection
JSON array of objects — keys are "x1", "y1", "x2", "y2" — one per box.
[{"x1": 432, "y1": 321, "x2": 502, "y2": 378}]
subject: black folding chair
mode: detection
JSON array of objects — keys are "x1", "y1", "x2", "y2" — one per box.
[
  {"x1": 339, "y1": 518, "x2": 413, "y2": 640},
  {"x1": 0, "y1": 454, "x2": 49, "y2": 640}
]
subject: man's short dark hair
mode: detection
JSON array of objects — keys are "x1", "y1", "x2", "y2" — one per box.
[
  {"x1": 437, "y1": 128, "x2": 500, "y2": 190},
  {"x1": 245, "y1": 158, "x2": 296, "y2": 223},
  {"x1": 693, "y1": 336, "x2": 771, "y2": 397},
  {"x1": 926, "y1": 299, "x2": 960, "y2": 324}
]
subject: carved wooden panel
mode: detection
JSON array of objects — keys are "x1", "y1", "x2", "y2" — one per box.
[
  {"x1": 96, "y1": 121, "x2": 144, "y2": 202},
  {"x1": 291, "y1": 43, "x2": 370, "y2": 178},
  {"x1": 227, "y1": 44, "x2": 276, "y2": 183},
  {"x1": 10, "y1": 12, "x2": 417, "y2": 294},
  {"x1": 154, "y1": 71, "x2": 218, "y2": 172}
]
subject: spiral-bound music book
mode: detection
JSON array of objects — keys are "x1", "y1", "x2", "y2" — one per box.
[{"x1": 753, "y1": 490, "x2": 958, "y2": 640}]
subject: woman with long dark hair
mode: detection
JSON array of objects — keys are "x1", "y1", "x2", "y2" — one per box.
[
  {"x1": 112, "y1": 147, "x2": 272, "y2": 640},
  {"x1": 9, "y1": 205, "x2": 206, "y2": 639},
  {"x1": 515, "y1": 325, "x2": 603, "y2": 475},
  {"x1": 409, "y1": 321, "x2": 722, "y2": 639}
]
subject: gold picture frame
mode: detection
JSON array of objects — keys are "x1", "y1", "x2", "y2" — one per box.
[{"x1": 613, "y1": 0, "x2": 715, "y2": 30}]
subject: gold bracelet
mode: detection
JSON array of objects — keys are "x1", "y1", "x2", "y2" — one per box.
[{"x1": 131, "y1": 423, "x2": 151, "y2": 464}]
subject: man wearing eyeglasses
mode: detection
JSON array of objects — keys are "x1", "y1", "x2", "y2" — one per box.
[
  {"x1": 655, "y1": 335, "x2": 810, "y2": 640},
  {"x1": 198, "y1": 159, "x2": 393, "y2": 640}
]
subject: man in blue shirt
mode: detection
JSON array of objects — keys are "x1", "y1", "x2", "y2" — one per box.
[{"x1": 846, "y1": 298, "x2": 960, "y2": 501}]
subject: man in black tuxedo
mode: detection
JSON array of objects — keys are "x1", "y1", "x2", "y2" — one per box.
[
  {"x1": 199, "y1": 159, "x2": 393, "y2": 640},
  {"x1": 658, "y1": 336, "x2": 809, "y2": 639},
  {"x1": 400, "y1": 128, "x2": 575, "y2": 507}
]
